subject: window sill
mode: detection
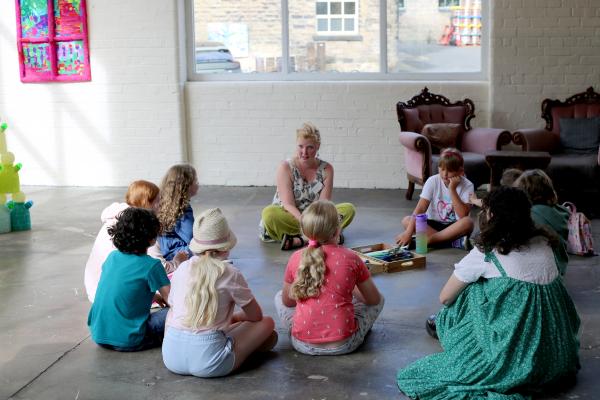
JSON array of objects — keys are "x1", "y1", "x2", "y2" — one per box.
[{"x1": 312, "y1": 34, "x2": 363, "y2": 42}]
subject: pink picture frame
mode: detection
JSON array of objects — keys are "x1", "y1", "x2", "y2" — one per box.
[{"x1": 15, "y1": 0, "x2": 91, "y2": 83}]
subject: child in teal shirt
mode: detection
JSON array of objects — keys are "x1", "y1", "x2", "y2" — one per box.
[
  {"x1": 515, "y1": 169, "x2": 570, "y2": 275},
  {"x1": 88, "y1": 207, "x2": 170, "y2": 351}
]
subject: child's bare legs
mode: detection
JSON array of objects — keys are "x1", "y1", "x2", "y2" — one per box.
[
  {"x1": 428, "y1": 217, "x2": 474, "y2": 245},
  {"x1": 227, "y1": 317, "x2": 276, "y2": 370}
]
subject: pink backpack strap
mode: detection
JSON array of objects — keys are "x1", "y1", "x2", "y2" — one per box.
[{"x1": 562, "y1": 201, "x2": 576, "y2": 214}]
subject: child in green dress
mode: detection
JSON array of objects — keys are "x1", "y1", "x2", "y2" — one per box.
[{"x1": 397, "y1": 186, "x2": 580, "y2": 399}]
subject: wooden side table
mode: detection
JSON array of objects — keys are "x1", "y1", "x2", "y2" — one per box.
[{"x1": 485, "y1": 150, "x2": 551, "y2": 189}]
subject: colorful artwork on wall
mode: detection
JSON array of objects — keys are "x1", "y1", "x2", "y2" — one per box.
[{"x1": 15, "y1": 0, "x2": 91, "y2": 82}]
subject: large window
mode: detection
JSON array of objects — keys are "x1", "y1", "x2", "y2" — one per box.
[{"x1": 188, "y1": 0, "x2": 485, "y2": 79}]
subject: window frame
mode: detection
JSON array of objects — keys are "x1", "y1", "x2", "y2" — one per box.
[
  {"x1": 315, "y1": 1, "x2": 359, "y2": 36},
  {"x1": 16, "y1": 0, "x2": 91, "y2": 83},
  {"x1": 185, "y1": 0, "x2": 488, "y2": 82},
  {"x1": 438, "y1": 0, "x2": 460, "y2": 9}
]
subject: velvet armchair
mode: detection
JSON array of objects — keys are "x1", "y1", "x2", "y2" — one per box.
[
  {"x1": 512, "y1": 87, "x2": 600, "y2": 208},
  {"x1": 397, "y1": 87, "x2": 512, "y2": 200}
]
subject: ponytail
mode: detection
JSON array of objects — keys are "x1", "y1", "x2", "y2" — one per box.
[
  {"x1": 183, "y1": 252, "x2": 226, "y2": 328},
  {"x1": 291, "y1": 245, "x2": 326, "y2": 300}
]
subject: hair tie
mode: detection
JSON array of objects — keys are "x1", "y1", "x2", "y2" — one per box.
[{"x1": 308, "y1": 239, "x2": 320, "y2": 248}]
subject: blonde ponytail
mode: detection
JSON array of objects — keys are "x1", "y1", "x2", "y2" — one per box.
[
  {"x1": 291, "y1": 247, "x2": 326, "y2": 300},
  {"x1": 290, "y1": 200, "x2": 339, "y2": 300},
  {"x1": 183, "y1": 252, "x2": 226, "y2": 328}
]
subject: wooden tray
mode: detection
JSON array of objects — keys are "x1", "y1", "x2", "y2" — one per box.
[{"x1": 351, "y1": 243, "x2": 426, "y2": 274}]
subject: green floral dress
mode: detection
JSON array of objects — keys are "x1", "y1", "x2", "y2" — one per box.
[{"x1": 397, "y1": 251, "x2": 580, "y2": 400}]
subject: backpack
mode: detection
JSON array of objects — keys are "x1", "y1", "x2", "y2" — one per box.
[{"x1": 562, "y1": 202, "x2": 596, "y2": 256}]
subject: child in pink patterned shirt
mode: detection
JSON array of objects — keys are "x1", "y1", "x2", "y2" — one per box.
[{"x1": 275, "y1": 200, "x2": 384, "y2": 355}]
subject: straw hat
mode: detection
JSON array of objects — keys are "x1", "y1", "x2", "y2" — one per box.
[{"x1": 189, "y1": 208, "x2": 237, "y2": 254}]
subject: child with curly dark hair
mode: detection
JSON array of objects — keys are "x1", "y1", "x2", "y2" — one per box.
[{"x1": 88, "y1": 207, "x2": 171, "y2": 352}]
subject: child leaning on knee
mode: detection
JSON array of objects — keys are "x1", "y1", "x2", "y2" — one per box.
[
  {"x1": 395, "y1": 148, "x2": 474, "y2": 251},
  {"x1": 87, "y1": 207, "x2": 171, "y2": 352},
  {"x1": 514, "y1": 169, "x2": 570, "y2": 275},
  {"x1": 275, "y1": 200, "x2": 384, "y2": 355},
  {"x1": 156, "y1": 164, "x2": 199, "y2": 261},
  {"x1": 162, "y1": 208, "x2": 277, "y2": 378}
]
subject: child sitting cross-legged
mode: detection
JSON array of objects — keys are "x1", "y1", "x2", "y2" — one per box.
[
  {"x1": 88, "y1": 207, "x2": 171, "y2": 352},
  {"x1": 157, "y1": 164, "x2": 199, "y2": 261},
  {"x1": 275, "y1": 200, "x2": 384, "y2": 355},
  {"x1": 162, "y1": 208, "x2": 277, "y2": 378},
  {"x1": 514, "y1": 169, "x2": 570, "y2": 275},
  {"x1": 395, "y1": 148, "x2": 474, "y2": 251}
]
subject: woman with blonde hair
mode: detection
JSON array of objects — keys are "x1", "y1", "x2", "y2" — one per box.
[
  {"x1": 260, "y1": 122, "x2": 356, "y2": 250},
  {"x1": 162, "y1": 208, "x2": 277, "y2": 378},
  {"x1": 275, "y1": 200, "x2": 383, "y2": 355}
]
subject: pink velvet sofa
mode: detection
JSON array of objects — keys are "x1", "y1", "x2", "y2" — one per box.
[{"x1": 397, "y1": 87, "x2": 511, "y2": 200}]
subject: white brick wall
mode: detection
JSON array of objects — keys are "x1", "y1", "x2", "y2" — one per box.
[
  {"x1": 491, "y1": 0, "x2": 600, "y2": 130},
  {"x1": 1, "y1": 0, "x2": 599, "y2": 189},
  {"x1": 186, "y1": 82, "x2": 489, "y2": 188},
  {"x1": 0, "y1": 0, "x2": 185, "y2": 187}
]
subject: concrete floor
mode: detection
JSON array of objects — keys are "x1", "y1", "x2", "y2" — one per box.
[{"x1": 1, "y1": 186, "x2": 599, "y2": 400}]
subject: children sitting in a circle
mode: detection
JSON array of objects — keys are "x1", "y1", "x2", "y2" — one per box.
[{"x1": 84, "y1": 132, "x2": 581, "y2": 397}]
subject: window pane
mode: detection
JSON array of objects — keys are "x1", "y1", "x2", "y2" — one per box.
[
  {"x1": 387, "y1": 0, "x2": 482, "y2": 73},
  {"x1": 193, "y1": 0, "x2": 282, "y2": 73},
  {"x1": 330, "y1": 18, "x2": 342, "y2": 31},
  {"x1": 344, "y1": 18, "x2": 354, "y2": 31},
  {"x1": 289, "y1": 0, "x2": 379, "y2": 73},
  {"x1": 330, "y1": 2, "x2": 342, "y2": 14},
  {"x1": 316, "y1": 2, "x2": 327, "y2": 15},
  {"x1": 317, "y1": 18, "x2": 328, "y2": 31},
  {"x1": 343, "y1": 2, "x2": 355, "y2": 14}
]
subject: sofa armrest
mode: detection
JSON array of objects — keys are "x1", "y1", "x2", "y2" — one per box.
[
  {"x1": 462, "y1": 128, "x2": 512, "y2": 153},
  {"x1": 399, "y1": 131, "x2": 430, "y2": 153},
  {"x1": 512, "y1": 128, "x2": 559, "y2": 152}
]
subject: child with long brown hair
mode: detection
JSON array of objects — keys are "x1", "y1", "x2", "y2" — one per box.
[
  {"x1": 397, "y1": 186, "x2": 579, "y2": 399},
  {"x1": 275, "y1": 200, "x2": 383, "y2": 355},
  {"x1": 157, "y1": 164, "x2": 199, "y2": 261}
]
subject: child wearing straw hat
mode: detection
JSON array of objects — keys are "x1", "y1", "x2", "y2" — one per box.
[{"x1": 162, "y1": 208, "x2": 277, "y2": 378}]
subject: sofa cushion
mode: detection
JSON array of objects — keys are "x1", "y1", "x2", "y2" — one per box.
[
  {"x1": 559, "y1": 117, "x2": 600, "y2": 154},
  {"x1": 421, "y1": 123, "x2": 461, "y2": 153}
]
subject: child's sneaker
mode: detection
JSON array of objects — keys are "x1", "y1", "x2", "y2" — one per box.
[
  {"x1": 425, "y1": 314, "x2": 438, "y2": 340},
  {"x1": 451, "y1": 236, "x2": 473, "y2": 251}
]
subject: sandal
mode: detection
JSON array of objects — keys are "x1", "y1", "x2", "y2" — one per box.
[{"x1": 280, "y1": 234, "x2": 306, "y2": 251}]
